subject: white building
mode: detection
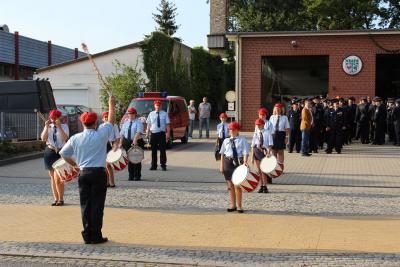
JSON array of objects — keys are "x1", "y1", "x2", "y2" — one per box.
[
  {"x1": 34, "y1": 41, "x2": 191, "y2": 114},
  {"x1": 34, "y1": 42, "x2": 146, "y2": 113}
]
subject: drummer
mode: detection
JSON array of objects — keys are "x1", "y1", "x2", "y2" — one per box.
[
  {"x1": 100, "y1": 111, "x2": 120, "y2": 187},
  {"x1": 119, "y1": 107, "x2": 144, "y2": 181},
  {"x1": 40, "y1": 109, "x2": 69, "y2": 206},
  {"x1": 219, "y1": 121, "x2": 249, "y2": 213},
  {"x1": 269, "y1": 103, "x2": 290, "y2": 164},
  {"x1": 215, "y1": 112, "x2": 229, "y2": 160},
  {"x1": 257, "y1": 107, "x2": 272, "y2": 132},
  {"x1": 251, "y1": 118, "x2": 273, "y2": 193}
]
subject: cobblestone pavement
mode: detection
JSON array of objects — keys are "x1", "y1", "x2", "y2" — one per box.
[
  {"x1": 1, "y1": 138, "x2": 400, "y2": 266},
  {"x1": 1, "y1": 242, "x2": 400, "y2": 267}
]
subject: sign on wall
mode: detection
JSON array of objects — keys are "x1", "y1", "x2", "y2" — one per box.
[{"x1": 342, "y1": 55, "x2": 363, "y2": 76}]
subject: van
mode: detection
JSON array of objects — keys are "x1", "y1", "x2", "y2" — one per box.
[{"x1": 121, "y1": 92, "x2": 189, "y2": 148}]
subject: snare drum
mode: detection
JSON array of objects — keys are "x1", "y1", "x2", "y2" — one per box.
[
  {"x1": 260, "y1": 155, "x2": 284, "y2": 178},
  {"x1": 106, "y1": 148, "x2": 129, "y2": 171},
  {"x1": 127, "y1": 145, "x2": 144, "y2": 164},
  {"x1": 260, "y1": 155, "x2": 277, "y2": 174},
  {"x1": 52, "y1": 159, "x2": 78, "y2": 183},
  {"x1": 232, "y1": 165, "x2": 260, "y2": 192}
]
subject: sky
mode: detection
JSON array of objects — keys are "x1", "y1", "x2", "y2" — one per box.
[{"x1": 0, "y1": 0, "x2": 210, "y2": 53}]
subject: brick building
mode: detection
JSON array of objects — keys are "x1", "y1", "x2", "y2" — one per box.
[{"x1": 225, "y1": 30, "x2": 400, "y2": 130}]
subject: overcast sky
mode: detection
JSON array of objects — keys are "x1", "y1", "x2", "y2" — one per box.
[{"x1": 1, "y1": 0, "x2": 210, "y2": 53}]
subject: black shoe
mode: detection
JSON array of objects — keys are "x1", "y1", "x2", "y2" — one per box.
[
  {"x1": 301, "y1": 153, "x2": 311, "y2": 157},
  {"x1": 161, "y1": 167, "x2": 167, "y2": 171},
  {"x1": 128, "y1": 177, "x2": 134, "y2": 181},
  {"x1": 258, "y1": 186, "x2": 265, "y2": 193},
  {"x1": 51, "y1": 201, "x2": 58, "y2": 206},
  {"x1": 91, "y1": 237, "x2": 108, "y2": 244},
  {"x1": 336, "y1": 150, "x2": 341, "y2": 154},
  {"x1": 110, "y1": 184, "x2": 116, "y2": 188},
  {"x1": 237, "y1": 209, "x2": 244, "y2": 213},
  {"x1": 296, "y1": 151, "x2": 301, "y2": 153},
  {"x1": 55, "y1": 200, "x2": 64, "y2": 206},
  {"x1": 288, "y1": 150, "x2": 293, "y2": 153},
  {"x1": 263, "y1": 186, "x2": 269, "y2": 193},
  {"x1": 227, "y1": 207, "x2": 237, "y2": 212},
  {"x1": 325, "y1": 150, "x2": 332, "y2": 154},
  {"x1": 149, "y1": 167, "x2": 157, "y2": 171},
  {"x1": 134, "y1": 177, "x2": 141, "y2": 181}
]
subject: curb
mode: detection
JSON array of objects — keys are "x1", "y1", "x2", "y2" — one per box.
[{"x1": 0, "y1": 151, "x2": 43, "y2": 167}]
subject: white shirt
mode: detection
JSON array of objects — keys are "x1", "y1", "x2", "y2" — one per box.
[
  {"x1": 46, "y1": 124, "x2": 69, "y2": 149},
  {"x1": 60, "y1": 123, "x2": 113, "y2": 168},
  {"x1": 99, "y1": 123, "x2": 120, "y2": 142},
  {"x1": 188, "y1": 105, "x2": 196, "y2": 120},
  {"x1": 219, "y1": 136, "x2": 250, "y2": 158},
  {"x1": 216, "y1": 122, "x2": 229, "y2": 139},
  {"x1": 251, "y1": 128, "x2": 273, "y2": 148},
  {"x1": 269, "y1": 115, "x2": 290, "y2": 132}
]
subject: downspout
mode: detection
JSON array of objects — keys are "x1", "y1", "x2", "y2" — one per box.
[{"x1": 235, "y1": 32, "x2": 241, "y2": 122}]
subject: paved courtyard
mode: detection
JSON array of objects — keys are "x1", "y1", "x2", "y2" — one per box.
[{"x1": 0, "y1": 136, "x2": 400, "y2": 266}]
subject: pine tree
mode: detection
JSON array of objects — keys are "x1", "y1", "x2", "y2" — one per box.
[{"x1": 153, "y1": 0, "x2": 179, "y2": 36}]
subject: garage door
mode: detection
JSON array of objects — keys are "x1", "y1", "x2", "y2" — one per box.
[{"x1": 53, "y1": 89, "x2": 88, "y2": 106}]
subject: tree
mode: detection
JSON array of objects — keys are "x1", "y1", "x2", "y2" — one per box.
[
  {"x1": 153, "y1": 0, "x2": 179, "y2": 36},
  {"x1": 100, "y1": 61, "x2": 146, "y2": 120},
  {"x1": 226, "y1": 0, "x2": 399, "y2": 31}
]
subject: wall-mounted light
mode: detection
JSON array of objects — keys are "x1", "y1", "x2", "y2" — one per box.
[{"x1": 291, "y1": 40, "x2": 298, "y2": 47}]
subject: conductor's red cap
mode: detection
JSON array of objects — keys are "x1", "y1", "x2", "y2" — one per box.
[{"x1": 80, "y1": 112, "x2": 97, "y2": 124}]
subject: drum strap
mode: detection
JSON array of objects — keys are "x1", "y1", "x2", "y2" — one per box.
[{"x1": 230, "y1": 138, "x2": 240, "y2": 166}]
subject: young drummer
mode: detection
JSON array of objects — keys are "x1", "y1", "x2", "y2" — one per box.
[
  {"x1": 257, "y1": 107, "x2": 272, "y2": 132},
  {"x1": 251, "y1": 118, "x2": 273, "y2": 193},
  {"x1": 215, "y1": 112, "x2": 229, "y2": 160},
  {"x1": 99, "y1": 111, "x2": 120, "y2": 187},
  {"x1": 219, "y1": 122, "x2": 250, "y2": 213}
]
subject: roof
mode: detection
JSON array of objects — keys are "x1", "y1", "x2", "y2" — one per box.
[
  {"x1": 225, "y1": 29, "x2": 400, "y2": 39},
  {"x1": 36, "y1": 42, "x2": 144, "y2": 73}
]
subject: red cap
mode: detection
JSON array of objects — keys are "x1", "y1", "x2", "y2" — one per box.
[
  {"x1": 154, "y1": 100, "x2": 161, "y2": 106},
  {"x1": 127, "y1": 107, "x2": 137, "y2": 114},
  {"x1": 219, "y1": 112, "x2": 228, "y2": 119},
  {"x1": 258, "y1": 107, "x2": 269, "y2": 116},
  {"x1": 49, "y1": 110, "x2": 62, "y2": 120},
  {"x1": 274, "y1": 103, "x2": 284, "y2": 109},
  {"x1": 80, "y1": 112, "x2": 97, "y2": 124},
  {"x1": 228, "y1": 121, "x2": 241, "y2": 131},
  {"x1": 102, "y1": 111, "x2": 109, "y2": 118},
  {"x1": 255, "y1": 118, "x2": 265, "y2": 126}
]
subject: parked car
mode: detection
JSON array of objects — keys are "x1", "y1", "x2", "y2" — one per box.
[
  {"x1": 56, "y1": 105, "x2": 91, "y2": 135},
  {"x1": 121, "y1": 92, "x2": 189, "y2": 148}
]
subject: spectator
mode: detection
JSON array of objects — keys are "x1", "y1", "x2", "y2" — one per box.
[
  {"x1": 187, "y1": 100, "x2": 197, "y2": 138},
  {"x1": 300, "y1": 99, "x2": 313, "y2": 157},
  {"x1": 198, "y1": 97, "x2": 211, "y2": 138}
]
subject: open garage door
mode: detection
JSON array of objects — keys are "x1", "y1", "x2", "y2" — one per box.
[
  {"x1": 261, "y1": 56, "x2": 329, "y2": 109},
  {"x1": 53, "y1": 89, "x2": 88, "y2": 106}
]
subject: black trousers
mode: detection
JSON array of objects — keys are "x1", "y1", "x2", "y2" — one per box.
[
  {"x1": 288, "y1": 128, "x2": 301, "y2": 152},
  {"x1": 388, "y1": 123, "x2": 395, "y2": 142},
  {"x1": 310, "y1": 127, "x2": 320, "y2": 152},
  {"x1": 327, "y1": 128, "x2": 343, "y2": 152},
  {"x1": 78, "y1": 168, "x2": 107, "y2": 242},
  {"x1": 373, "y1": 122, "x2": 385, "y2": 145},
  {"x1": 394, "y1": 121, "x2": 400, "y2": 145},
  {"x1": 357, "y1": 121, "x2": 370, "y2": 144},
  {"x1": 122, "y1": 138, "x2": 144, "y2": 180},
  {"x1": 150, "y1": 132, "x2": 167, "y2": 168}
]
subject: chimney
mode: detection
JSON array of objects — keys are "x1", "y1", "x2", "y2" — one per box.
[{"x1": 208, "y1": 0, "x2": 228, "y2": 55}]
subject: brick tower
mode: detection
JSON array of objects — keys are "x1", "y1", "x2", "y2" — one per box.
[{"x1": 208, "y1": 0, "x2": 228, "y2": 55}]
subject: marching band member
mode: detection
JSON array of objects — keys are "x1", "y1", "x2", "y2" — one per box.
[
  {"x1": 215, "y1": 112, "x2": 229, "y2": 160},
  {"x1": 146, "y1": 100, "x2": 170, "y2": 171},
  {"x1": 258, "y1": 107, "x2": 272, "y2": 132},
  {"x1": 100, "y1": 111, "x2": 120, "y2": 187},
  {"x1": 119, "y1": 107, "x2": 144, "y2": 181},
  {"x1": 269, "y1": 103, "x2": 290, "y2": 164},
  {"x1": 41, "y1": 109, "x2": 69, "y2": 206},
  {"x1": 219, "y1": 122, "x2": 249, "y2": 213},
  {"x1": 251, "y1": 118, "x2": 273, "y2": 193},
  {"x1": 60, "y1": 95, "x2": 116, "y2": 244}
]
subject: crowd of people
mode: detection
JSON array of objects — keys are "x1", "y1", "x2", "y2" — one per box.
[{"x1": 286, "y1": 96, "x2": 400, "y2": 157}]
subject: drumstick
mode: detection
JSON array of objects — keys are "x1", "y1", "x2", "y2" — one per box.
[{"x1": 81, "y1": 42, "x2": 112, "y2": 96}]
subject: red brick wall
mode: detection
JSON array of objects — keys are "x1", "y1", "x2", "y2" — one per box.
[{"x1": 240, "y1": 34, "x2": 400, "y2": 131}]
